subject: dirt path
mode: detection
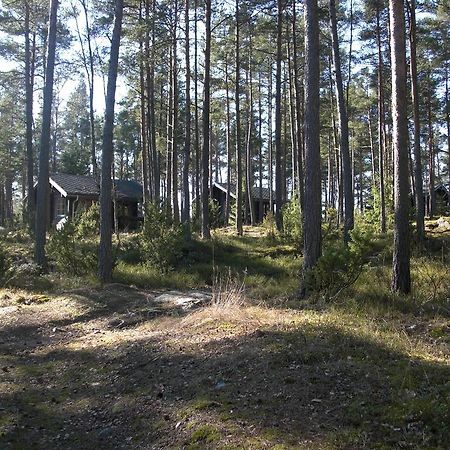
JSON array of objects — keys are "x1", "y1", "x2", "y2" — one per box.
[{"x1": 0, "y1": 285, "x2": 448, "y2": 449}]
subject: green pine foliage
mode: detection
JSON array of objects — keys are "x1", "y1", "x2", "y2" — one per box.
[
  {"x1": 47, "y1": 219, "x2": 97, "y2": 276},
  {"x1": 141, "y1": 203, "x2": 184, "y2": 273}
]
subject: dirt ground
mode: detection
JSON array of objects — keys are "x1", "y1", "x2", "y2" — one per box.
[{"x1": 0, "y1": 284, "x2": 448, "y2": 449}]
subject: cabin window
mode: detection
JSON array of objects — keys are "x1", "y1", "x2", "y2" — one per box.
[{"x1": 55, "y1": 196, "x2": 66, "y2": 218}]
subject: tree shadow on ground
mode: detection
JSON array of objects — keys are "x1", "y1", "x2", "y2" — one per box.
[
  {"x1": 0, "y1": 284, "x2": 193, "y2": 356},
  {"x1": 1, "y1": 301, "x2": 448, "y2": 449}
]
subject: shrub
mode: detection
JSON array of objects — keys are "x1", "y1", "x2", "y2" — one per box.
[
  {"x1": 281, "y1": 196, "x2": 302, "y2": 246},
  {"x1": 262, "y1": 211, "x2": 277, "y2": 240},
  {"x1": 47, "y1": 219, "x2": 97, "y2": 275},
  {"x1": 0, "y1": 242, "x2": 11, "y2": 284},
  {"x1": 305, "y1": 223, "x2": 376, "y2": 299},
  {"x1": 75, "y1": 203, "x2": 100, "y2": 238},
  {"x1": 141, "y1": 202, "x2": 184, "y2": 272},
  {"x1": 209, "y1": 198, "x2": 223, "y2": 229}
]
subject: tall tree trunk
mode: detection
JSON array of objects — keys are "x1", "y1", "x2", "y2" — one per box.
[
  {"x1": 258, "y1": 70, "x2": 263, "y2": 223},
  {"x1": 235, "y1": 0, "x2": 243, "y2": 235},
  {"x1": 201, "y1": 0, "x2": 211, "y2": 238},
  {"x1": 329, "y1": 58, "x2": 342, "y2": 223},
  {"x1": 5, "y1": 171, "x2": 13, "y2": 225},
  {"x1": 300, "y1": 0, "x2": 321, "y2": 296},
  {"x1": 166, "y1": 55, "x2": 173, "y2": 219},
  {"x1": 194, "y1": 0, "x2": 200, "y2": 223},
  {"x1": 329, "y1": 0, "x2": 353, "y2": 243},
  {"x1": 25, "y1": 1, "x2": 35, "y2": 230},
  {"x1": 390, "y1": 0, "x2": 411, "y2": 294},
  {"x1": 407, "y1": 0, "x2": 424, "y2": 241},
  {"x1": 288, "y1": 39, "x2": 297, "y2": 199},
  {"x1": 446, "y1": 66, "x2": 450, "y2": 188},
  {"x1": 80, "y1": 0, "x2": 97, "y2": 177},
  {"x1": 292, "y1": 0, "x2": 304, "y2": 211},
  {"x1": 268, "y1": 59, "x2": 274, "y2": 212},
  {"x1": 368, "y1": 107, "x2": 377, "y2": 185},
  {"x1": 149, "y1": 0, "x2": 159, "y2": 202},
  {"x1": 246, "y1": 37, "x2": 255, "y2": 225},
  {"x1": 35, "y1": 0, "x2": 58, "y2": 267},
  {"x1": 139, "y1": 5, "x2": 150, "y2": 206},
  {"x1": 275, "y1": 0, "x2": 283, "y2": 231},
  {"x1": 144, "y1": 0, "x2": 152, "y2": 201},
  {"x1": 98, "y1": 0, "x2": 124, "y2": 283},
  {"x1": 171, "y1": 1, "x2": 180, "y2": 225},
  {"x1": 377, "y1": 6, "x2": 387, "y2": 232},
  {"x1": 182, "y1": 0, "x2": 191, "y2": 234},
  {"x1": 0, "y1": 184, "x2": 4, "y2": 226},
  {"x1": 427, "y1": 78, "x2": 435, "y2": 218},
  {"x1": 346, "y1": 0, "x2": 354, "y2": 106},
  {"x1": 225, "y1": 56, "x2": 232, "y2": 225}
]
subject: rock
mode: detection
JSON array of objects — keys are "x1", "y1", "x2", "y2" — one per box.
[
  {"x1": 437, "y1": 217, "x2": 450, "y2": 230},
  {"x1": 153, "y1": 290, "x2": 211, "y2": 310},
  {"x1": 98, "y1": 427, "x2": 113, "y2": 439},
  {"x1": 215, "y1": 380, "x2": 226, "y2": 390}
]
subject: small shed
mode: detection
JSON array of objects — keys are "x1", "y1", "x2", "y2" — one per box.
[
  {"x1": 36, "y1": 173, "x2": 143, "y2": 230},
  {"x1": 212, "y1": 181, "x2": 274, "y2": 223},
  {"x1": 424, "y1": 184, "x2": 449, "y2": 216}
]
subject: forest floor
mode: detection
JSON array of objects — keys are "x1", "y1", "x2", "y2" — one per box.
[{"x1": 0, "y1": 224, "x2": 449, "y2": 449}]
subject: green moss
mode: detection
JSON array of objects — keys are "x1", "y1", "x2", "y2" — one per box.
[{"x1": 187, "y1": 424, "x2": 220, "y2": 448}]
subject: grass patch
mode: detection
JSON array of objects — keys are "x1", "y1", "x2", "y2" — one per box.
[{"x1": 187, "y1": 424, "x2": 220, "y2": 448}]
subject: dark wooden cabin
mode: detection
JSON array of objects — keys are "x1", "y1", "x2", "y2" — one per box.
[
  {"x1": 35, "y1": 173, "x2": 143, "y2": 230},
  {"x1": 424, "y1": 184, "x2": 450, "y2": 216},
  {"x1": 212, "y1": 181, "x2": 274, "y2": 223}
]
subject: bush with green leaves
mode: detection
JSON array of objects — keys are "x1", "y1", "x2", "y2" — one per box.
[
  {"x1": 75, "y1": 203, "x2": 100, "y2": 238},
  {"x1": 141, "y1": 202, "x2": 184, "y2": 272},
  {"x1": 47, "y1": 219, "x2": 97, "y2": 275},
  {"x1": 191, "y1": 198, "x2": 224, "y2": 231},
  {"x1": 209, "y1": 198, "x2": 224, "y2": 229},
  {"x1": 262, "y1": 211, "x2": 277, "y2": 240},
  {"x1": 305, "y1": 223, "x2": 376, "y2": 299},
  {"x1": 281, "y1": 196, "x2": 302, "y2": 246},
  {"x1": 0, "y1": 242, "x2": 11, "y2": 284}
]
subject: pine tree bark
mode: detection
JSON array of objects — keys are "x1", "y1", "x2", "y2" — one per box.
[
  {"x1": 225, "y1": 56, "x2": 232, "y2": 225},
  {"x1": 292, "y1": 0, "x2": 304, "y2": 211},
  {"x1": 390, "y1": 0, "x2": 411, "y2": 294},
  {"x1": 235, "y1": 0, "x2": 243, "y2": 235},
  {"x1": 329, "y1": 0, "x2": 353, "y2": 242},
  {"x1": 274, "y1": 0, "x2": 283, "y2": 231},
  {"x1": 258, "y1": 70, "x2": 264, "y2": 223},
  {"x1": 201, "y1": 0, "x2": 211, "y2": 239},
  {"x1": 268, "y1": 59, "x2": 274, "y2": 212},
  {"x1": 99, "y1": 0, "x2": 124, "y2": 283},
  {"x1": 300, "y1": 0, "x2": 321, "y2": 296},
  {"x1": 194, "y1": 0, "x2": 200, "y2": 222},
  {"x1": 427, "y1": 78, "x2": 435, "y2": 218},
  {"x1": 25, "y1": 2, "x2": 35, "y2": 230},
  {"x1": 376, "y1": 5, "x2": 387, "y2": 232},
  {"x1": 446, "y1": 67, "x2": 450, "y2": 188},
  {"x1": 35, "y1": 0, "x2": 58, "y2": 267},
  {"x1": 166, "y1": 54, "x2": 173, "y2": 218},
  {"x1": 139, "y1": 3, "x2": 150, "y2": 206},
  {"x1": 246, "y1": 37, "x2": 255, "y2": 225},
  {"x1": 80, "y1": 0, "x2": 97, "y2": 177},
  {"x1": 182, "y1": 0, "x2": 191, "y2": 233},
  {"x1": 171, "y1": 0, "x2": 179, "y2": 225},
  {"x1": 407, "y1": 0, "x2": 424, "y2": 241},
  {"x1": 144, "y1": 0, "x2": 157, "y2": 201}
]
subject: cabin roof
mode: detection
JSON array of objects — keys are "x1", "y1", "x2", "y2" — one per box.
[
  {"x1": 50, "y1": 174, "x2": 142, "y2": 201},
  {"x1": 423, "y1": 184, "x2": 449, "y2": 197},
  {"x1": 213, "y1": 182, "x2": 273, "y2": 202}
]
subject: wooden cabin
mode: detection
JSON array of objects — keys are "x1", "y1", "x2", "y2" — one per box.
[
  {"x1": 424, "y1": 184, "x2": 450, "y2": 216},
  {"x1": 212, "y1": 181, "x2": 274, "y2": 223},
  {"x1": 34, "y1": 173, "x2": 143, "y2": 230}
]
